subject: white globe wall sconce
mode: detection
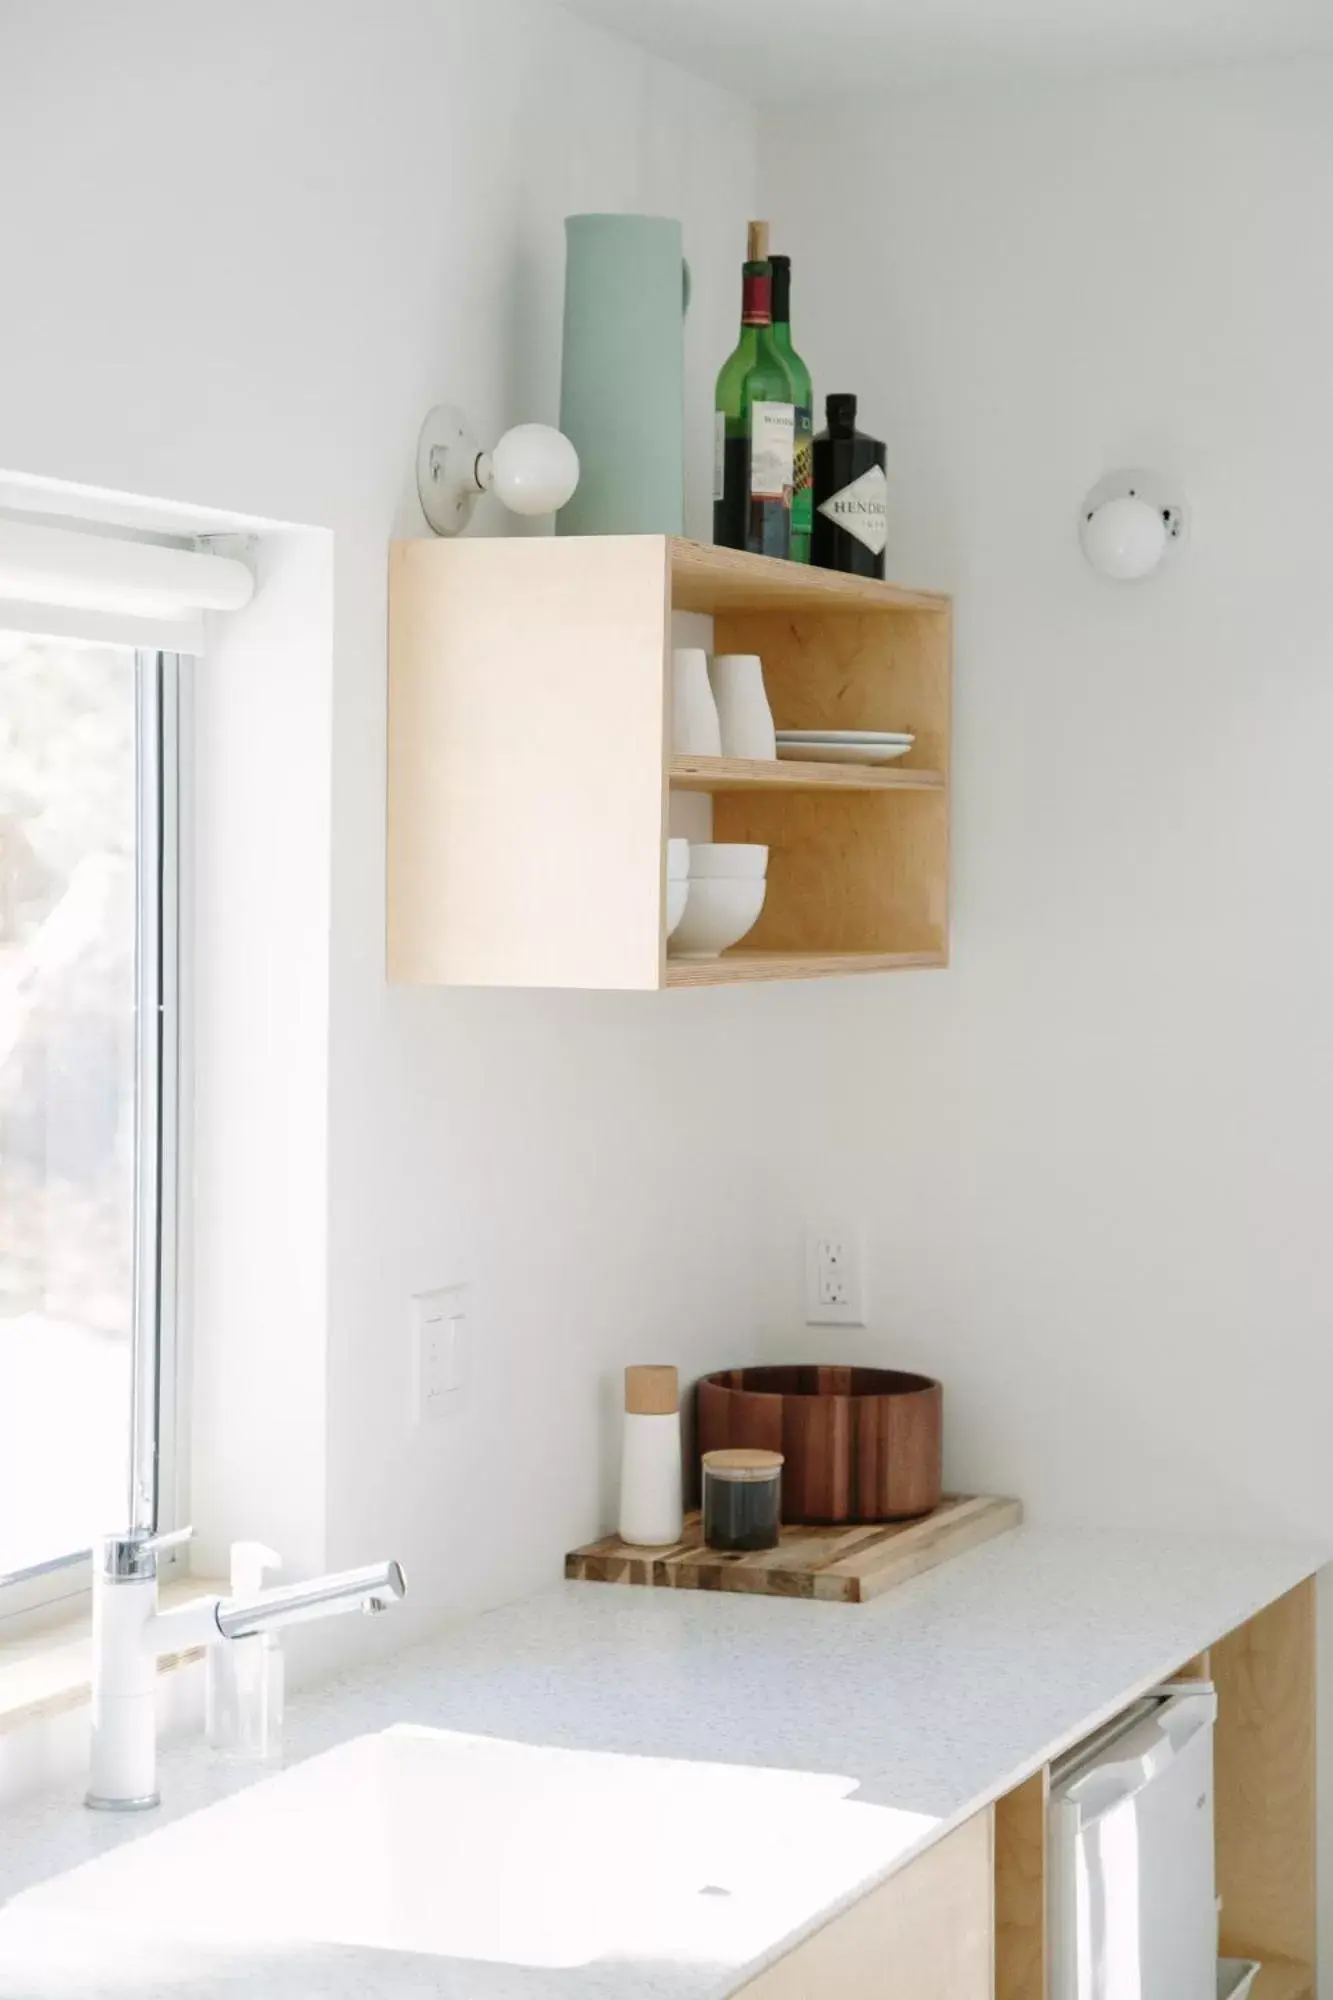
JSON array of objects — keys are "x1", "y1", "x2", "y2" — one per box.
[
  {"x1": 1078, "y1": 470, "x2": 1187, "y2": 581},
  {"x1": 417, "y1": 403, "x2": 580, "y2": 536}
]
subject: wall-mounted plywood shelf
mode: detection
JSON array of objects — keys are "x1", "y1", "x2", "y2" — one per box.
[{"x1": 387, "y1": 535, "x2": 951, "y2": 990}]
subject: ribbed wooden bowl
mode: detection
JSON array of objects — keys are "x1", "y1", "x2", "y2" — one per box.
[{"x1": 697, "y1": 1365, "x2": 943, "y2": 1525}]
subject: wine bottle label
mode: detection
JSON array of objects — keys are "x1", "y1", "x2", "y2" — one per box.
[
  {"x1": 713, "y1": 410, "x2": 726, "y2": 503},
  {"x1": 749, "y1": 402, "x2": 795, "y2": 501},
  {"x1": 817, "y1": 462, "x2": 888, "y2": 555}
]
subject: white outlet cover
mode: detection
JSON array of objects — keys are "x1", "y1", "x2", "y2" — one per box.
[{"x1": 804, "y1": 1228, "x2": 867, "y2": 1327}]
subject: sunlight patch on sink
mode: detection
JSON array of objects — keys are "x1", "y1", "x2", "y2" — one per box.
[{"x1": 2, "y1": 1725, "x2": 936, "y2": 1977}]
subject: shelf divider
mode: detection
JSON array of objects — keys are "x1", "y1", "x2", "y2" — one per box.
[
  {"x1": 669, "y1": 754, "x2": 944, "y2": 796},
  {"x1": 665, "y1": 950, "x2": 946, "y2": 988}
]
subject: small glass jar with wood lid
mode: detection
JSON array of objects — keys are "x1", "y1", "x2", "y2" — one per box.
[{"x1": 702, "y1": 1448, "x2": 784, "y2": 1552}]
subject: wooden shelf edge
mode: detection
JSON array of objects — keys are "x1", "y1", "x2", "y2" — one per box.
[
  {"x1": 669, "y1": 754, "x2": 945, "y2": 795},
  {"x1": 665, "y1": 950, "x2": 946, "y2": 988},
  {"x1": 1244, "y1": 1958, "x2": 1314, "y2": 2000},
  {"x1": 668, "y1": 537, "x2": 951, "y2": 616}
]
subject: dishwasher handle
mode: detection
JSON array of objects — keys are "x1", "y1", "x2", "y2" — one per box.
[{"x1": 1056, "y1": 1689, "x2": 1217, "y2": 1829}]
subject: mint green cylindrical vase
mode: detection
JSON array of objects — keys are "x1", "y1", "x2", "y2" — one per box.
[{"x1": 558, "y1": 214, "x2": 685, "y2": 537}]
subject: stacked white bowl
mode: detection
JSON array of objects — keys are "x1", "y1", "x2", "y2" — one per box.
[
  {"x1": 668, "y1": 843, "x2": 768, "y2": 960},
  {"x1": 666, "y1": 838, "x2": 690, "y2": 939}
]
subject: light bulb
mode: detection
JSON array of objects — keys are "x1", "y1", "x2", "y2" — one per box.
[
  {"x1": 1080, "y1": 494, "x2": 1167, "y2": 580},
  {"x1": 487, "y1": 424, "x2": 580, "y2": 518}
]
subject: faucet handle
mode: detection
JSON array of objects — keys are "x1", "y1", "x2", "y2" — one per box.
[
  {"x1": 145, "y1": 1524, "x2": 194, "y2": 1558},
  {"x1": 96, "y1": 1524, "x2": 194, "y2": 1582}
]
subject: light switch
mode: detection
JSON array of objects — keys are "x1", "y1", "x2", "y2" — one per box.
[
  {"x1": 411, "y1": 1285, "x2": 469, "y2": 1423},
  {"x1": 441, "y1": 1314, "x2": 468, "y2": 1394}
]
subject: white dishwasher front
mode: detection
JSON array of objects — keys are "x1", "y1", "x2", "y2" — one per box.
[{"x1": 1049, "y1": 1686, "x2": 1219, "y2": 2000}]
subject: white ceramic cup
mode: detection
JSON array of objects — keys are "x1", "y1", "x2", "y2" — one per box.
[
  {"x1": 666, "y1": 838, "x2": 690, "y2": 881},
  {"x1": 671, "y1": 648, "x2": 722, "y2": 757},
  {"x1": 709, "y1": 653, "x2": 775, "y2": 761},
  {"x1": 666, "y1": 878, "x2": 689, "y2": 938}
]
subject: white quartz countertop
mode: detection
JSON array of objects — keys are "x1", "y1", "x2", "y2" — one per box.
[{"x1": 0, "y1": 1524, "x2": 1324, "y2": 1998}]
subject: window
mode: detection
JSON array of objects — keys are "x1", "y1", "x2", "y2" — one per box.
[{"x1": 0, "y1": 633, "x2": 181, "y2": 1602}]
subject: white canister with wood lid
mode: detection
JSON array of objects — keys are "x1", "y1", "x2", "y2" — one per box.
[{"x1": 619, "y1": 1365, "x2": 684, "y2": 1548}]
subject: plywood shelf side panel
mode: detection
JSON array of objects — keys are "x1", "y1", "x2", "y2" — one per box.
[
  {"x1": 1214, "y1": 1578, "x2": 1316, "y2": 1971},
  {"x1": 387, "y1": 536, "x2": 669, "y2": 989},
  {"x1": 995, "y1": 1767, "x2": 1048, "y2": 2000}
]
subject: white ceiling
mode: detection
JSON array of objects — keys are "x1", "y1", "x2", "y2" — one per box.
[{"x1": 561, "y1": 0, "x2": 1333, "y2": 101}]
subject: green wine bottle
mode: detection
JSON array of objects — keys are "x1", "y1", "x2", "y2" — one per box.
[
  {"x1": 769, "y1": 255, "x2": 813, "y2": 565},
  {"x1": 713, "y1": 221, "x2": 795, "y2": 560}
]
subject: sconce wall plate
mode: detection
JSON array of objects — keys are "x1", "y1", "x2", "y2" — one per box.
[{"x1": 418, "y1": 404, "x2": 487, "y2": 536}]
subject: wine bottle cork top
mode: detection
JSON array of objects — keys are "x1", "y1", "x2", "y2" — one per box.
[
  {"x1": 746, "y1": 219, "x2": 769, "y2": 263},
  {"x1": 625, "y1": 1364, "x2": 679, "y2": 1416}
]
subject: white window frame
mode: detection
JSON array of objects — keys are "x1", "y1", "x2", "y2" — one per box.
[{"x1": 0, "y1": 641, "x2": 189, "y2": 1626}]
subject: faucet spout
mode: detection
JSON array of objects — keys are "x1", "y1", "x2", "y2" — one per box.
[
  {"x1": 217, "y1": 1559, "x2": 407, "y2": 1641},
  {"x1": 85, "y1": 1532, "x2": 406, "y2": 1814}
]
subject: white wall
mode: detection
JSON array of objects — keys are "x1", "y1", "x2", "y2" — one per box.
[
  {"x1": 758, "y1": 51, "x2": 1333, "y2": 1538},
  {"x1": 759, "y1": 55, "x2": 1333, "y2": 1962},
  {"x1": 0, "y1": 0, "x2": 764, "y2": 1628}
]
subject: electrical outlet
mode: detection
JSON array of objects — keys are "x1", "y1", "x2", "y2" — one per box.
[
  {"x1": 804, "y1": 1227, "x2": 866, "y2": 1327},
  {"x1": 412, "y1": 1285, "x2": 469, "y2": 1423}
]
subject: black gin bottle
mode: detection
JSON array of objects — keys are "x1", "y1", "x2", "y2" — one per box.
[{"x1": 812, "y1": 393, "x2": 887, "y2": 578}]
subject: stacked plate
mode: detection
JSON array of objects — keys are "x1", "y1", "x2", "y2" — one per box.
[{"x1": 775, "y1": 729, "x2": 915, "y2": 766}]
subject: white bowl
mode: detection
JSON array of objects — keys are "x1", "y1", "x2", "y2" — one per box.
[
  {"x1": 666, "y1": 877, "x2": 689, "y2": 938},
  {"x1": 668, "y1": 877, "x2": 766, "y2": 959},
  {"x1": 667, "y1": 838, "x2": 690, "y2": 882},
  {"x1": 687, "y1": 843, "x2": 768, "y2": 881}
]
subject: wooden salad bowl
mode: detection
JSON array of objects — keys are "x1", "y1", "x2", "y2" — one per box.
[{"x1": 697, "y1": 1364, "x2": 943, "y2": 1525}]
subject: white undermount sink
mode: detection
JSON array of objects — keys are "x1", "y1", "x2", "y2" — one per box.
[{"x1": 1, "y1": 1725, "x2": 935, "y2": 1986}]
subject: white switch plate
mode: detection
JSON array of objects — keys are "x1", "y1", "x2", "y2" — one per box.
[
  {"x1": 412, "y1": 1285, "x2": 469, "y2": 1422},
  {"x1": 804, "y1": 1227, "x2": 866, "y2": 1327}
]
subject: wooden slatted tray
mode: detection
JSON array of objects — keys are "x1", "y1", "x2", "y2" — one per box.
[{"x1": 566, "y1": 1494, "x2": 1022, "y2": 1606}]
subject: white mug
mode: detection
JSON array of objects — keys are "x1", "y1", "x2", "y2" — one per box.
[
  {"x1": 709, "y1": 653, "x2": 775, "y2": 761},
  {"x1": 671, "y1": 647, "x2": 722, "y2": 756}
]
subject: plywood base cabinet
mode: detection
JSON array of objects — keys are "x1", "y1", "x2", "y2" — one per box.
[
  {"x1": 760, "y1": 1583, "x2": 1318, "y2": 2000},
  {"x1": 987, "y1": 1582, "x2": 1316, "y2": 2000},
  {"x1": 737, "y1": 1812, "x2": 993, "y2": 2000}
]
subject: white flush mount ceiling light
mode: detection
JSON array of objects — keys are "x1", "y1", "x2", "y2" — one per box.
[
  {"x1": 417, "y1": 404, "x2": 580, "y2": 537},
  {"x1": 1078, "y1": 470, "x2": 1188, "y2": 581}
]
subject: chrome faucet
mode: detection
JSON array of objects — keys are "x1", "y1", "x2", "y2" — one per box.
[{"x1": 85, "y1": 1526, "x2": 406, "y2": 1812}]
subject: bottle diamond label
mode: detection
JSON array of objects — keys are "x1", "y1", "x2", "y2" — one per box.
[{"x1": 817, "y1": 462, "x2": 888, "y2": 555}]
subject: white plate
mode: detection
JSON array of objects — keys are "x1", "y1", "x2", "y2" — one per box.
[
  {"x1": 775, "y1": 729, "x2": 914, "y2": 745},
  {"x1": 777, "y1": 741, "x2": 914, "y2": 764}
]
